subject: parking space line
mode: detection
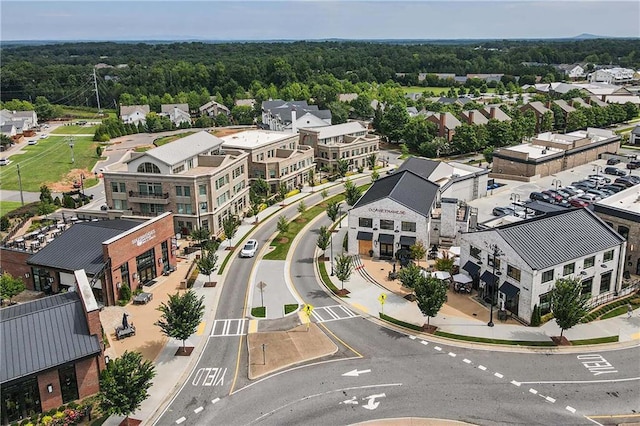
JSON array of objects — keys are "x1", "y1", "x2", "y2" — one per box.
[
  {"x1": 176, "y1": 417, "x2": 186, "y2": 424},
  {"x1": 510, "y1": 380, "x2": 521, "y2": 386},
  {"x1": 529, "y1": 388, "x2": 538, "y2": 395},
  {"x1": 478, "y1": 365, "x2": 487, "y2": 371},
  {"x1": 566, "y1": 406, "x2": 576, "y2": 414},
  {"x1": 434, "y1": 346, "x2": 442, "y2": 351},
  {"x1": 420, "y1": 340, "x2": 428, "y2": 345},
  {"x1": 212, "y1": 397, "x2": 220, "y2": 404},
  {"x1": 494, "y1": 372, "x2": 504, "y2": 378},
  {"x1": 463, "y1": 359, "x2": 472, "y2": 364},
  {"x1": 194, "y1": 407, "x2": 203, "y2": 414}
]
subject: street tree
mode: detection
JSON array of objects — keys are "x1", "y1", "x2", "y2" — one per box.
[
  {"x1": 334, "y1": 253, "x2": 353, "y2": 290},
  {"x1": 39, "y1": 185, "x2": 53, "y2": 204},
  {"x1": 0, "y1": 272, "x2": 26, "y2": 304},
  {"x1": 367, "y1": 153, "x2": 377, "y2": 170},
  {"x1": 156, "y1": 290, "x2": 205, "y2": 353},
  {"x1": 98, "y1": 351, "x2": 156, "y2": 426},
  {"x1": 551, "y1": 277, "x2": 590, "y2": 338},
  {"x1": 276, "y1": 215, "x2": 289, "y2": 234},
  {"x1": 190, "y1": 226, "x2": 210, "y2": 246},
  {"x1": 320, "y1": 188, "x2": 328, "y2": 199},
  {"x1": 397, "y1": 263, "x2": 422, "y2": 290},
  {"x1": 222, "y1": 215, "x2": 240, "y2": 248},
  {"x1": 316, "y1": 226, "x2": 331, "y2": 259},
  {"x1": 196, "y1": 246, "x2": 218, "y2": 282},
  {"x1": 336, "y1": 158, "x2": 350, "y2": 179},
  {"x1": 297, "y1": 200, "x2": 307, "y2": 214},
  {"x1": 326, "y1": 200, "x2": 341, "y2": 223},
  {"x1": 371, "y1": 170, "x2": 379, "y2": 182},
  {"x1": 414, "y1": 274, "x2": 448, "y2": 325},
  {"x1": 410, "y1": 241, "x2": 427, "y2": 266},
  {"x1": 343, "y1": 180, "x2": 362, "y2": 206}
]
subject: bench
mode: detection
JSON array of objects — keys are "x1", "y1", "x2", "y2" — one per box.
[{"x1": 115, "y1": 324, "x2": 136, "y2": 340}]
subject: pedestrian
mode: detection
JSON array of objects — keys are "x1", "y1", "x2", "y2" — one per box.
[{"x1": 627, "y1": 304, "x2": 633, "y2": 318}]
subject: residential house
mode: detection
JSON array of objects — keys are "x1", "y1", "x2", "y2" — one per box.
[
  {"x1": 554, "y1": 64, "x2": 586, "y2": 80},
  {"x1": 1, "y1": 275, "x2": 105, "y2": 423},
  {"x1": 466, "y1": 73, "x2": 504, "y2": 84},
  {"x1": 235, "y1": 99, "x2": 256, "y2": 108},
  {"x1": 102, "y1": 131, "x2": 250, "y2": 236},
  {"x1": 480, "y1": 106, "x2": 512, "y2": 122},
  {"x1": 460, "y1": 110, "x2": 489, "y2": 126},
  {"x1": 298, "y1": 122, "x2": 380, "y2": 174},
  {"x1": 160, "y1": 104, "x2": 191, "y2": 127},
  {"x1": 574, "y1": 83, "x2": 632, "y2": 100},
  {"x1": 261, "y1": 100, "x2": 331, "y2": 133},
  {"x1": 593, "y1": 185, "x2": 640, "y2": 277},
  {"x1": 436, "y1": 97, "x2": 473, "y2": 107},
  {"x1": 571, "y1": 98, "x2": 591, "y2": 108},
  {"x1": 491, "y1": 128, "x2": 621, "y2": 181},
  {"x1": 426, "y1": 112, "x2": 462, "y2": 142},
  {"x1": 588, "y1": 97, "x2": 608, "y2": 107},
  {"x1": 605, "y1": 95, "x2": 640, "y2": 105},
  {"x1": 199, "y1": 99, "x2": 231, "y2": 118},
  {"x1": 554, "y1": 99, "x2": 576, "y2": 116},
  {"x1": 0, "y1": 109, "x2": 38, "y2": 133},
  {"x1": 221, "y1": 130, "x2": 314, "y2": 193},
  {"x1": 459, "y1": 208, "x2": 626, "y2": 323},
  {"x1": 519, "y1": 101, "x2": 551, "y2": 132},
  {"x1": 589, "y1": 68, "x2": 635, "y2": 84},
  {"x1": 1, "y1": 124, "x2": 17, "y2": 138},
  {"x1": 629, "y1": 126, "x2": 640, "y2": 145},
  {"x1": 120, "y1": 104, "x2": 150, "y2": 125}
]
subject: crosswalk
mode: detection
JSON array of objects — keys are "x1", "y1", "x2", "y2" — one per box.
[
  {"x1": 311, "y1": 305, "x2": 359, "y2": 323},
  {"x1": 210, "y1": 319, "x2": 247, "y2": 337}
]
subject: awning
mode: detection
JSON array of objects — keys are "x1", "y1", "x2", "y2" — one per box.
[
  {"x1": 448, "y1": 246, "x2": 461, "y2": 257},
  {"x1": 432, "y1": 271, "x2": 451, "y2": 280},
  {"x1": 462, "y1": 261, "x2": 480, "y2": 276},
  {"x1": 399, "y1": 236, "x2": 416, "y2": 246},
  {"x1": 378, "y1": 234, "x2": 394, "y2": 244},
  {"x1": 356, "y1": 231, "x2": 373, "y2": 241},
  {"x1": 499, "y1": 281, "x2": 520, "y2": 299},
  {"x1": 453, "y1": 273, "x2": 473, "y2": 284},
  {"x1": 480, "y1": 270, "x2": 499, "y2": 285}
]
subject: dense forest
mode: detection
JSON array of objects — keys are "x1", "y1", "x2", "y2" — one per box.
[{"x1": 1, "y1": 39, "x2": 639, "y2": 111}]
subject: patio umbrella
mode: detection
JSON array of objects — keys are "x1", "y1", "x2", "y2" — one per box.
[
  {"x1": 448, "y1": 246, "x2": 461, "y2": 257},
  {"x1": 433, "y1": 271, "x2": 451, "y2": 280},
  {"x1": 453, "y1": 258, "x2": 460, "y2": 266},
  {"x1": 452, "y1": 273, "x2": 473, "y2": 284},
  {"x1": 122, "y1": 313, "x2": 129, "y2": 329}
]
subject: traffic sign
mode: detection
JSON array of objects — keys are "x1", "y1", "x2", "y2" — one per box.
[{"x1": 378, "y1": 293, "x2": 387, "y2": 304}]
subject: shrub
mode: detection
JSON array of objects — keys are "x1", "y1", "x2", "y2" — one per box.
[
  {"x1": 540, "y1": 312, "x2": 554, "y2": 324},
  {"x1": 53, "y1": 411, "x2": 65, "y2": 419},
  {"x1": 119, "y1": 283, "x2": 131, "y2": 302},
  {"x1": 41, "y1": 416, "x2": 53, "y2": 425},
  {"x1": 530, "y1": 304, "x2": 541, "y2": 327}
]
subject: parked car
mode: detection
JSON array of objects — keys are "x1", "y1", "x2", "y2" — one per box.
[
  {"x1": 39, "y1": 134, "x2": 48, "y2": 139},
  {"x1": 0, "y1": 158, "x2": 10, "y2": 166},
  {"x1": 530, "y1": 191, "x2": 552, "y2": 203},
  {"x1": 614, "y1": 178, "x2": 635, "y2": 188},
  {"x1": 588, "y1": 175, "x2": 611, "y2": 184},
  {"x1": 573, "y1": 180, "x2": 597, "y2": 189},
  {"x1": 569, "y1": 199, "x2": 590, "y2": 208},
  {"x1": 578, "y1": 193, "x2": 599, "y2": 202},
  {"x1": 606, "y1": 158, "x2": 621, "y2": 165},
  {"x1": 604, "y1": 167, "x2": 626, "y2": 176},
  {"x1": 240, "y1": 239, "x2": 259, "y2": 258},
  {"x1": 598, "y1": 188, "x2": 616, "y2": 197},
  {"x1": 27, "y1": 140, "x2": 38, "y2": 145},
  {"x1": 564, "y1": 186, "x2": 585, "y2": 195},
  {"x1": 558, "y1": 188, "x2": 579, "y2": 198},
  {"x1": 600, "y1": 185, "x2": 624, "y2": 193},
  {"x1": 626, "y1": 161, "x2": 640, "y2": 170},
  {"x1": 586, "y1": 189, "x2": 607, "y2": 200},
  {"x1": 542, "y1": 190, "x2": 563, "y2": 202},
  {"x1": 622, "y1": 175, "x2": 640, "y2": 184}
]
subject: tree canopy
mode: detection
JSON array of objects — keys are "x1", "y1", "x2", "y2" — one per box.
[{"x1": 155, "y1": 290, "x2": 205, "y2": 351}]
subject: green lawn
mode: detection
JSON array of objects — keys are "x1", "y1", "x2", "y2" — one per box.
[
  {"x1": 61, "y1": 107, "x2": 116, "y2": 120},
  {"x1": 154, "y1": 132, "x2": 195, "y2": 146},
  {"x1": 0, "y1": 135, "x2": 99, "y2": 191},
  {"x1": 402, "y1": 86, "x2": 496, "y2": 95},
  {"x1": 0, "y1": 201, "x2": 23, "y2": 216},
  {"x1": 51, "y1": 125, "x2": 98, "y2": 135}
]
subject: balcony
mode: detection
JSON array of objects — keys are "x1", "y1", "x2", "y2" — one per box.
[{"x1": 128, "y1": 191, "x2": 170, "y2": 204}]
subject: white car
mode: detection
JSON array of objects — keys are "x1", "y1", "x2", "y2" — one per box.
[
  {"x1": 27, "y1": 140, "x2": 38, "y2": 145},
  {"x1": 0, "y1": 158, "x2": 11, "y2": 166},
  {"x1": 40, "y1": 134, "x2": 48, "y2": 139},
  {"x1": 240, "y1": 239, "x2": 258, "y2": 258}
]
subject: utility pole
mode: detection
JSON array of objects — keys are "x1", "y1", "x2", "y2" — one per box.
[
  {"x1": 16, "y1": 164, "x2": 24, "y2": 206},
  {"x1": 93, "y1": 67, "x2": 101, "y2": 113}
]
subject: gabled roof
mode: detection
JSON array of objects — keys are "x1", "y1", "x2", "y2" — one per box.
[
  {"x1": 120, "y1": 104, "x2": 150, "y2": 117},
  {"x1": 161, "y1": 103, "x2": 189, "y2": 114},
  {"x1": 28, "y1": 220, "x2": 141, "y2": 274},
  {"x1": 352, "y1": 170, "x2": 439, "y2": 217},
  {"x1": 554, "y1": 99, "x2": 576, "y2": 114},
  {"x1": 589, "y1": 97, "x2": 608, "y2": 107},
  {"x1": 1, "y1": 292, "x2": 102, "y2": 383},
  {"x1": 460, "y1": 110, "x2": 489, "y2": 125},
  {"x1": 199, "y1": 100, "x2": 230, "y2": 113},
  {"x1": 480, "y1": 106, "x2": 512, "y2": 122},
  {"x1": 521, "y1": 101, "x2": 551, "y2": 115},
  {"x1": 631, "y1": 125, "x2": 640, "y2": 135},
  {"x1": 139, "y1": 130, "x2": 224, "y2": 166},
  {"x1": 262, "y1": 100, "x2": 309, "y2": 111},
  {"x1": 572, "y1": 98, "x2": 591, "y2": 108},
  {"x1": 494, "y1": 208, "x2": 624, "y2": 270},
  {"x1": 306, "y1": 122, "x2": 366, "y2": 139},
  {"x1": 397, "y1": 156, "x2": 441, "y2": 180},
  {"x1": 427, "y1": 112, "x2": 462, "y2": 129}
]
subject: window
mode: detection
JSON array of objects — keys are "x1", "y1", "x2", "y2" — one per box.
[
  {"x1": 563, "y1": 263, "x2": 575, "y2": 276},
  {"x1": 215, "y1": 175, "x2": 229, "y2": 190},
  {"x1": 172, "y1": 165, "x2": 184, "y2": 174},
  {"x1": 600, "y1": 272, "x2": 612, "y2": 294},
  {"x1": 232, "y1": 165, "x2": 245, "y2": 179},
  {"x1": 542, "y1": 269, "x2": 554, "y2": 283},
  {"x1": 140, "y1": 204, "x2": 164, "y2": 214},
  {"x1": 507, "y1": 265, "x2": 521, "y2": 282},
  {"x1": 539, "y1": 291, "x2": 552, "y2": 315},
  {"x1": 380, "y1": 219, "x2": 394, "y2": 230},
  {"x1": 113, "y1": 199, "x2": 128, "y2": 210},
  {"x1": 58, "y1": 364, "x2": 79, "y2": 403},
  {"x1": 176, "y1": 186, "x2": 191, "y2": 197},
  {"x1": 603, "y1": 250, "x2": 614, "y2": 263},
  {"x1": 581, "y1": 278, "x2": 593, "y2": 296},
  {"x1": 137, "y1": 162, "x2": 161, "y2": 173},
  {"x1": 111, "y1": 182, "x2": 126, "y2": 193},
  {"x1": 487, "y1": 254, "x2": 501, "y2": 269},
  {"x1": 401, "y1": 221, "x2": 416, "y2": 232},
  {"x1": 199, "y1": 201, "x2": 208, "y2": 212},
  {"x1": 617, "y1": 225, "x2": 629, "y2": 240},
  {"x1": 217, "y1": 192, "x2": 229, "y2": 206},
  {"x1": 138, "y1": 182, "x2": 162, "y2": 195},
  {"x1": 583, "y1": 256, "x2": 595, "y2": 269},
  {"x1": 359, "y1": 217, "x2": 373, "y2": 228},
  {"x1": 176, "y1": 203, "x2": 193, "y2": 214},
  {"x1": 470, "y1": 245, "x2": 481, "y2": 260},
  {"x1": 199, "y1": 184, "x2": 207, "y2": 196}
]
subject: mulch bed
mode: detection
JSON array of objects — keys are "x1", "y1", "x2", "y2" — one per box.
[
  {"x1": 278, "y1": 237, "x2": 289, "y2": 244},
  {"x1": 336, "y1": 289, "x2": 351, "y2": 297},
  {"x1": 404, "y1": 294, "x2": 416, "y2": 302},
  {"x1": 225, "y1": 246, "x2": 235, "y2": 251},
  {"x1": 204, "y1": 282, "x2": 217, "y2": 287},
  {"x1": 551, "y1": 336, "x2": 572, "y2": 346},
  {"x1": 175, "y1": 346, "x2": 195, "y2": 356},
  {"x1": 421, "y1": 324, "x2": 438, "y2": 334},
  {"x1": 295, "y1": 218, "x2": 307, "y2": 223},
  {"x1": 118, "y1": 418, "x2": 142, "y2": 426}
]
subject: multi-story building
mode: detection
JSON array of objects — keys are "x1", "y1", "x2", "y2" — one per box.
[
  {"x1": 298, "y1": 122, "x2": 380, "y2": 173},
  {"x1": 221, "y1": 130, "x2": 315, "y2": 193},
  {"x1": 261, "y1": 100, "x2": 331, "y2": 133},
  {"x1": 103, "y1": 131, "x2": 250, "y2": 235},
  {"x1": 589, "y1": 68, "x2": 635, "y2": 85}
]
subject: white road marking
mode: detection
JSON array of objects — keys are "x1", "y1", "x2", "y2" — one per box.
[
  {"x1": 194, "y1": 407, "x2": 203, "y2": 414},
  {"x1": 211, "y1": 319, "x2": 247, "y2": 336},
  {"x1": 362, "y1": 393, "x2": 386, "y2": 410},
  {"x1": 478, "y1": 365, "x2": 487, "y2": 371},
  {"x1": 409, "y1": 335, "x2": 417, "y2": 340},
  {"x1": 529, "y1": 388, "x2": 538, "y2": 395},
  {"x1": 545, "y1": 396, "x2": 556, "y2": 403},
  {"x1": 211, "y1": 397, "x2": 220, "y2": 404},
  {"x1": 311, "y1": 305, "x2": 359, "y2": 323},
  {"x1": 420, "y1": 340, "x2": 428, "y2": 345},
  {"x1": 434, "y1": 346, "x2": 442, "y2": 351},
  {"x1": 516, "y1": 376, "x2": 640, "y2": 385},
  {"x1": 494, "y1": 372, "x2": 504, "y2": 378},
  {"x1": 448, "y1": 352, "x2": 456, "y2": 357},
  {"x1": 176, "y1": 417, "x2": 186, "y2": 424},
  {"x1": 510, "y1": 380, "x2": 521, "y2": 386},
  {"x1": 566, "y1": 406, "x2": 576, "y2": 413},
  {"x1": 342, "y1": 369, "x2": 371, "y2": 377}
]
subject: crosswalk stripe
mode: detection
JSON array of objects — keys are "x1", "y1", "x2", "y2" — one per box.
[
  {"x1": 310, "y1": 305, "x2": 360, "y2": 323},
  {"x1": 211, "y1": 319, "x2": 247, "y2": 337}
]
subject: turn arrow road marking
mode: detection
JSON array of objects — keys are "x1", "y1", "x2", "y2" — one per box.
[{"x1": 342, "y1": 369, "x2": 372, "y2": 377}]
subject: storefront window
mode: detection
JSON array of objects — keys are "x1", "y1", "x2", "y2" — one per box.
[
  {"x1": 1, "y1": 377, "x2": 41, "y2": 424},
  {"x1": 359, "y1": 218, "x2": 372, "y2": 228},
  {"x1": 380, "y1": 220, "x2": 394, "y2": 230},
  {"x1": 401, "y1": 221, "x2": 416, "y2": 232},
  {"x1": 58, "y1": 364, "x2": 79, "y2": 403},
  {"x1": 136, "y1": 249, "x2": 156, "y2": 285},
  {"x1": 539, "y1": 291, "x2": 552, "y2": 315}
]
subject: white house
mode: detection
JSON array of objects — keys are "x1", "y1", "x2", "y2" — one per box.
[
  {"x1": 589, "y1": 68, "x2": 635, "y2": 85},
  {"x1": 199, "y1": 99, "x2": 231, "y2": 118},
  {"x1": 555, "y1": 64, "x2": 585, "y2": 80},
  {"x1": 459, "y1": 208, "x2": 626, "y2": 324},
  {"x1": 630, "y1": 126, "x2": 640, "y2": 145},
  {"x1": 261, "y1": 100, "x2": 332, "y2": 133},
  {"x1": 120, "y1": 104, "x2": 150, "y2": 125},
  {"x1": 0, "y1": 109, "x2": 38, "y2": 132},
  {"x1": 160, "y1": 104, "x2": 191, "y2": 127}
]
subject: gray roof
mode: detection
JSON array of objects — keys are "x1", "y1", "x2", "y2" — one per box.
[
  {"x1": 554, "y1": 99, "x2": 576, "y2": 114},
  {"x1": 120, "y1": 104, "x2": 150, "y2": 117},
  {"x1": 28, "y1": 220, "x2": 141, "y2": 274},
  {"x1": 632, "y1": 125, "x2": 640, "y2": 135},
  {"x1": 142, "y1": 130, "x2": 224, "y2": 166},
  {"x1": 1, "y1": 292, "x2": 102, "y2": 383},
  {"x1": 495, "y1": 208, "x2": 624, "y2": 270},
  {"x1": 397, "y1": 157, "x2": 441, "y2": 181},
  {"x1": 353, "y1": 170, "x2": 439, "y2": 217},
  {"x1": 161, "y1": 103, "x2": 189, "y2": 114},
  {"x1": 522, "y1": 101, "x2": 551, "y2": 115},
  {"x1": 262, "y1": 100, "x2": 309, "y2": 111}
]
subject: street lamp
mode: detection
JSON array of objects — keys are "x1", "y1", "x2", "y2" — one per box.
[
  {"x1": 487, "y1": 243, "x2": 504, "y2": 327},
  {"x1": 330, "y1": 229, "x2": 335, "y2": 276},
  {"x1": 509, "y1": 193, "x2": 521, "y2": 216},
  {"x1": 551, "y1": 179, "x2": 562, "y2": 191},
  {"x1": 80, "y1": 173, "x2": 85, "y2": 196},
  {"x1": 68, "y1": 138, "x2": 75, "y2": 164},
  {"x1": 592, "y1": 165, "x2": 603, "y2": 179}
]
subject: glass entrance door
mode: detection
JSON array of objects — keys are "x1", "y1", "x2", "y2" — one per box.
[{"x1": 380, "y1": 243, "x2": 394, "y2": 259}]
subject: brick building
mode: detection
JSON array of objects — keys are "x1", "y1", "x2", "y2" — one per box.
[{"x1": 1, "y1": 271, "x2": 104, "y2": 424}]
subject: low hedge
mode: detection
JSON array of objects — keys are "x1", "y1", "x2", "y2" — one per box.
[
  {"x1": 581, "y1": 293, "x2": 640, "y2": 323},
  {"x1": 379, "y1": 312, "x2": 423, "y2": 331}
]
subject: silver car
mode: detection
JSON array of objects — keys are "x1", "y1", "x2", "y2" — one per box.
[{"x1": 240, "y1": 239, "x2": 258, "y2": 258}]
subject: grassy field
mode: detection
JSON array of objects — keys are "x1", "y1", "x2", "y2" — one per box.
[
  {"x1": 402, "y1": 86, "x2": 496, "y2": 95},
  {"x1": 0, "y1": 135, "x2": 99, "y2": 192},
  {"x1": 61, "y1": 107, "x2": 116, "y2": 120},
  {"x1": 154, "y1": 132, "x2": 195, "y2": 146},
  {"x1": 0, "y1": 201, "x2": 23, "y2": 216},
  {"x1": 51, "y1": 125, "x2": 99, "y2": 135}
]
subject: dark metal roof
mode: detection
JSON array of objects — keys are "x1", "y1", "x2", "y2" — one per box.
[
  {"x1": 397, "y1": 157, "x2": 441, "y2": 181},
  {"x1": 495, "y1": 208, "x2": 625, "y2": 270},
  {"x1": 378, "y1": 234, "x2": 394, "y2": 244},
  {"x1": 499, "y1": 281, "x2": 520, "y2": 298},
  {"x1": 462, "y1": 261, "x2": 480, "y2": 276},
  {"x1": 480, "y1": 270, "x2": 499, "y2": 285},
  {"x1": 356, "y1": 231, "x2": 373, "y2": 241},
  {"x1": 353, "y1": 170, "x2": 439, "y2": 217},
  {"x1": 1, "y1": 292, "x2": 101, "y2": 383},
  {"x1": 523, "y1": 200, "x2": 569, "y2": 214},
  {"x1": 28, "y1": 220, "x2": 141, "y2": 275}
]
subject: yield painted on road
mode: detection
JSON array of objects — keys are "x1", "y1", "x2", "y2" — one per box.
[
  {"x1": 311, "y1": 305, "x2": 359, "y2": 323},
  {"x1": 192, "y1": 367, "x2": 227, "y2": 386},
  {"x1": 577, "y1": 354, "x2": 618, "y2": 376},
  {"x1": 210, "y1": 319, "x2": 247, "y2": 337}
]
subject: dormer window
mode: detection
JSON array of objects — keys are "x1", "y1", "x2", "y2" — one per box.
[{"x1": 137, "y1": 162, "x2": 161, "y2": 173}]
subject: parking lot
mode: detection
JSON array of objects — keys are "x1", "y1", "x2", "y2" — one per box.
[{"x1": 467, "y1": 158, "x2": 640, "y2": 224}]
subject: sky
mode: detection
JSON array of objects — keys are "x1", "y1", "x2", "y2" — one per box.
[{"x1": 1, "y1": 1, "x2": 639, "y2": 41}]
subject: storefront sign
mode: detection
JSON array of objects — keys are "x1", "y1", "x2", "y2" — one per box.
[
  {"x1": 132, "y1": 230, "x2": 156, "y2": 247},
  {"x1": 368, "y1": 208, "x2": 406, "y2": 215}
]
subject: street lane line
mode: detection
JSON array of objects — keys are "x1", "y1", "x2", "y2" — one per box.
[
  {"x1": 420, "y1": 340, "x2": 428, "y2": 345},
  {"x1": 434, "y1": 346, "x2": 442, "y2": 351},
  {"x1": 463, "y1": 359, "x2": 471, "y2": 364},
  {"x1": 211, "y1": 397, "x2": 220, "y2": 404},
  {"x1": 478, "y1": 365, "x2": 487, "y2": 370},
  {"x1": 409, "y1": 335, "x2": 417, "y2": 340},
  {"x1": 194, "y1": 407, "x2": 203, "y2": 414},
  {"x1": 566, "y1": 406, "x2": 576, "y2": 413},
  {"x1": 517, "y1": 376, "x2": 640, "y2": 385},
  {"x1": 545, "y1": 396, "x2": 556, "y2": 403},
  {"x1": 529, "y1": 388, "x2": 538, "y2": 395},
  {"x1": 494, "y1": 372, "x2": 503, "y2": 378},
  {"x1": 510, "y1": 380, "x2": 521, "y2": 386},
  {"x1": 176, "y1": 417, "x2": 186, "y2": 424},
  {"x1": 448, "y1": 352, "x2": 456, "y2": 357}
]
